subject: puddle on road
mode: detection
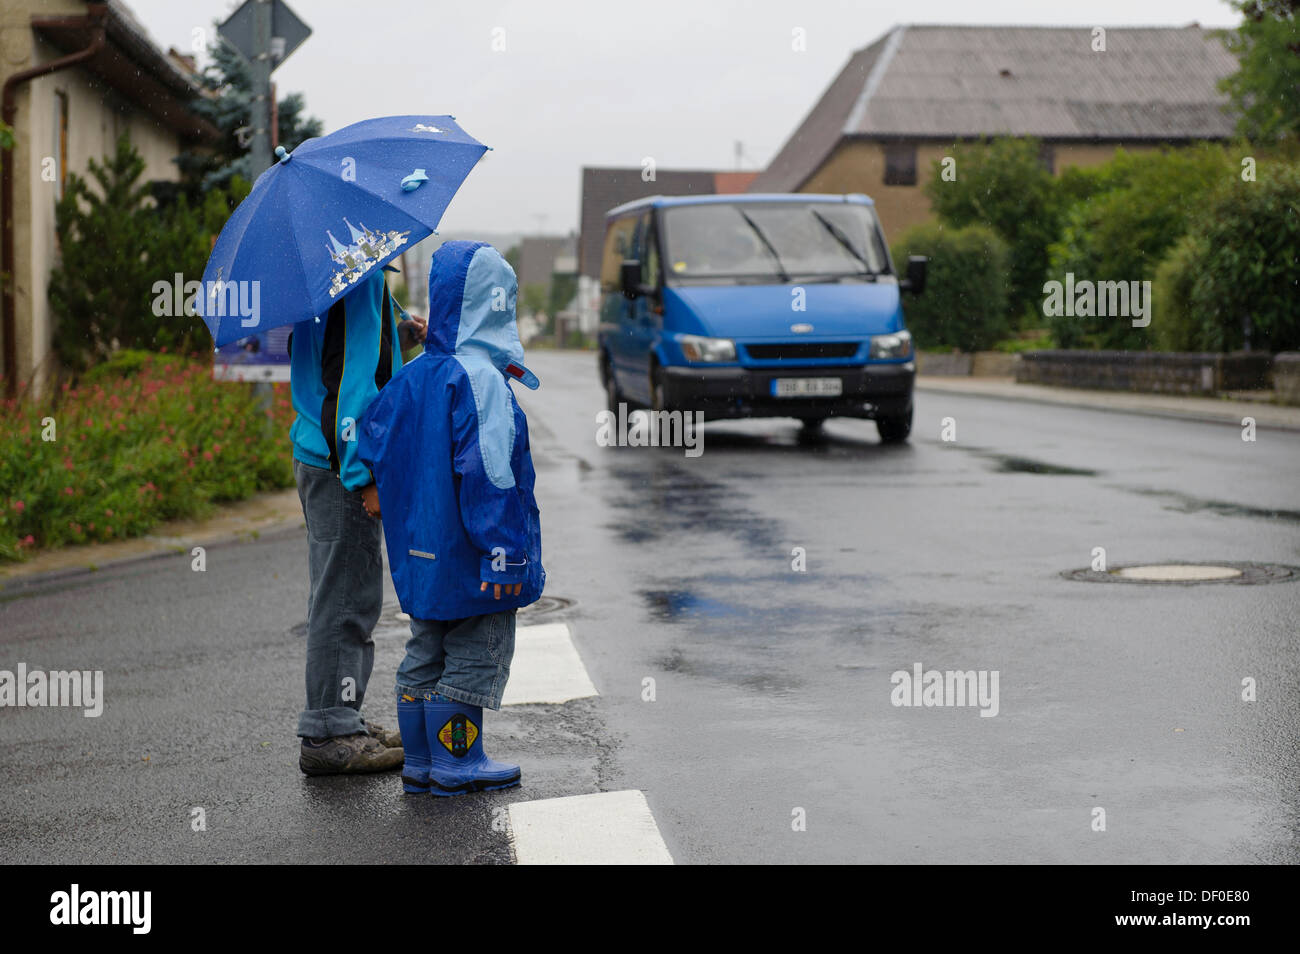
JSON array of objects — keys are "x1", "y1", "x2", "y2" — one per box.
[
  {"x1": 946, "y1": 445, "x2": 1100, "y2": 477},
  {"x1": 654, "y1": 644, "x2": 803, "y2": 695},
  {"x1": 1121, "y1": 487, "x2": 1300, "y2": 525},
  {"x1": 987, "y1": 454, "x2": 1098, "y2": 476}
]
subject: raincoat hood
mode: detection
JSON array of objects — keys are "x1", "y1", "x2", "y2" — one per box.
[{"x1": 425, "y1": 240, "x2": 539, "y2": 389}]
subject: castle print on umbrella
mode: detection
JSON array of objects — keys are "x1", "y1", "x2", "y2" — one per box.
[{"x1": 198, "y1": 115, "x2": 488, "y2": 347}]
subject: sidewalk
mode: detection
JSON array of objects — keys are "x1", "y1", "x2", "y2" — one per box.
[
  {"x1": 916, "y1": 375, "x2": 1300, "y2": 432},
  {"x1": 0, "y1": 487, "x2": 304, "y2": 586}
]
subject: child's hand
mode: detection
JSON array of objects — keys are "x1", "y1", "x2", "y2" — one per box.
[
  {"x1": 398, "y1": 317, "x2": 428, "y2": 351},
  {"x1": 361, "y1": 483, "x2": 381, "y2": 518},
  {"x1": 481, "y1": 582, "x2": 523, "y2": 599}
]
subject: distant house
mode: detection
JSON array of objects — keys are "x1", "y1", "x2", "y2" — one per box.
[
  {"x1": 517, "y1": 234, "x2": 576, "y2": 293},
  {"x1": 748, "y1": 24, "x2": 1239, "y2": 239},
  {"x1": 0, "y1": 0, "x2": 218, "y2": 396},
  {"x1": 576, "y1": 166, "x2": 758, "y2": 332}
]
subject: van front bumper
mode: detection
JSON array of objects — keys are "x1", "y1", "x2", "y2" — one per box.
[{"x1": 661, "y1": 362, "x2": 914, "y2": 420}]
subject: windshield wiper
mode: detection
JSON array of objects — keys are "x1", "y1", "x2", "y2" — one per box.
[
  {"x1": 810, "y1": 209, "x2": 876, "y2": 276},
  {"x1": 737, "y1": 209, "x2": 791, "y2": 283}
]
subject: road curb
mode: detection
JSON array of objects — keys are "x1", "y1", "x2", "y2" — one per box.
[
  {"x1": 916, "y1": 378, "x2": 1300, "y2": 432},
  {"x1": 0, "y1": 488, "x2": 305, "y2": 590}
]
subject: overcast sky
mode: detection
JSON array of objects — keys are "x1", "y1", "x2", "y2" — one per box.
[{"x1": 125, "y1": 0, "x2": 1242, "y2": 235}]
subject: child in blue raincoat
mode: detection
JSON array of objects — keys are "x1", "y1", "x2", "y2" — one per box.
[{"x1": 358, "y1": 241, "x2": 544, "y2": 796}]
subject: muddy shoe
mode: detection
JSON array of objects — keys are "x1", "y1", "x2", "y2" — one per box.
[
  {"x1": 364, "y1": 720, "x2": 402, "y2": 748},
  {"x1": 300, "y1": 733, "x2": 404, "y2": 776}
]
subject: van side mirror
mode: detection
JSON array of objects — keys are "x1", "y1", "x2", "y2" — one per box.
[
  {"x1": 900, "y1": 255, "x2": 927, "y2": 295},
  {"x1": 620, "y1": 259, "x2": 642, "y2": 299}
]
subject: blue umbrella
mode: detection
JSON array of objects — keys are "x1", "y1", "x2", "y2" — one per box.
[{"x1": 198, "y1": 115, "x2": 488, "y2": 346}]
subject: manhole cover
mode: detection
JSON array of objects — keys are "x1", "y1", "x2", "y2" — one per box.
[
  {"x1": 518, "y1": 595, "x2": 575, "y2": 618},
  {"x1": 1063, "y1": 562, "x2": 1300, "y2": 585}
]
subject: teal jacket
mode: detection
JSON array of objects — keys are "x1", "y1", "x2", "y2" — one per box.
[{"x1": 289, "y1": 271, "x2": 405, "y2": 490}]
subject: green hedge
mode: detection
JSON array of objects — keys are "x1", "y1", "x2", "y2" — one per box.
[
  {"x1": 1153, "y1": 162, "x2": 1300, "y2": 354},
  {"x1": 891, "y1": 222, "x2": 1011, "y2": 353},
  {"x1": 1045, "y1": 146, "x2": 1235, "y2": 350},
  {"x1": 0, "y1": 350, "x2": 294, "y2": 562}
]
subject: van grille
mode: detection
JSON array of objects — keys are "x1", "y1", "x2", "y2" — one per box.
[{"x1": 745, "y1": 342, "x2": 860, "y2": 360}]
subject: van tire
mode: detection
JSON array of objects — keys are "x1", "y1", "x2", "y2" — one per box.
[
  {"x1": 650, "y1": 364, "x2": 668, "y2": 414},
  {"x1": 876, "y1": 406, "x2": 912, "y2": 444},
  {"x1": 602, "y1": 353, "x2": 627, "y2": 414}
]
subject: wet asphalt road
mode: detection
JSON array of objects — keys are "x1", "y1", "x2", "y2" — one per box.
[{"x1": 2, "y1": 349, "x2": 1298, "y2": 864}]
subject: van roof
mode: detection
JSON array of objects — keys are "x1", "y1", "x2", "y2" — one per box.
[{"x1": 605, "y1": 192, "x2": 875, "y2": 219}]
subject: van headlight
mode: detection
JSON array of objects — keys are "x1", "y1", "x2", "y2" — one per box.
[
  {"x1": 678, "y1": 334, "x2": 736, "y2": 363},
  {"x1": 869, "y1": 330, "x2": 912, "y2": 359}
]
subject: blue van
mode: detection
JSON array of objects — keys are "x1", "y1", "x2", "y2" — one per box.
[{"x1": 596, "y1": 193, "x2": 926, "y2": 442}]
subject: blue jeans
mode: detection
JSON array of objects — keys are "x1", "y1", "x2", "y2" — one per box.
[
  {"x1": 294, "y1": 458, "x2": 383, "y2": 738},
  {"x1": 395, "y1": 610, "x2": 516, "y2": 710}
]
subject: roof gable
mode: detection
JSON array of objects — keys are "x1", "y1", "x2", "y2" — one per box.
[{"x1": 750, "y1": 24, "x2": 1241, "y2": 193}]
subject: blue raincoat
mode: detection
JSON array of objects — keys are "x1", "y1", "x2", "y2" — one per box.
[{"x1": 357, "y1": 242, "x2": 544, "y2": 621}]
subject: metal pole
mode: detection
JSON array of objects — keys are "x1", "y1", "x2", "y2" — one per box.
[
  {"x1": 250, "y1": 1, "x2": 273, "y2": 416},
  {"x1": 249, "y1": 0, "x2": 273, "y2": 176}
]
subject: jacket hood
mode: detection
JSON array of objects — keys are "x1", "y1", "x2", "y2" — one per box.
[{"x1": 425, "y1": 240, "x2": 539, "y2": 389}]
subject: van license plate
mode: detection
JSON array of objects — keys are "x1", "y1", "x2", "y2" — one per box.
[{"x1": 772, "y1": 377, "x2": 843, "y2": 398}]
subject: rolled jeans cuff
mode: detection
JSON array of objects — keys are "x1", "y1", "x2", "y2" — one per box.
[
  {"x1": 395, "y1": 683, "x2": 438, "y2": 704},
  {"x1": 297, "y1": 705, "x2": 366, "y2": 740},
  {"x1": 434, "y1": 680, "x2": 502, "y2": 711}
]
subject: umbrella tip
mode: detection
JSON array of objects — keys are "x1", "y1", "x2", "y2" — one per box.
[{"x1": 275, "y1": 146, "x2": 290, "y2": 164}]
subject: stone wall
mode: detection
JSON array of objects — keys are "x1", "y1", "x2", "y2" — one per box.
[
  {"x1": 1015, "y1": 351, "x2": 1274, "y2": 395},
  {"x1": 1274, "y1": 353, "x2": 1300, "y2": 407}
]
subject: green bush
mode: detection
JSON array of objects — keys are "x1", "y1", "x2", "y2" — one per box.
[
  {"x1": 1045, "y1": 145, "x2": 1235, "y2": 349},
  {"x1": 1152, "y1": 162, "x2": 1300, "y2": 353},
  {"x1": 1151, "y1": 234, "x2": 1208, "y2": 352},
  {"x1": 892, "y1": 222, "x2": 1011, "y2": 352},
  {"x1": 48, "y1": 133, "x2": 248, "y2": 370},
  {"x1": 924, "y1": 137, "x2": 1061, "y2": 322},
  {"x1": 0, "y1": 354, "x2": 295, "y2": 562}
]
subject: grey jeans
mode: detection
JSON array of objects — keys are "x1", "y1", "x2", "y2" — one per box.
[
  {"x1": 395, "y1": 610, "x2": 517, "y2": 710},
  {"x1": 293, "y1": 458, "x2": 383, "y2": 739}
]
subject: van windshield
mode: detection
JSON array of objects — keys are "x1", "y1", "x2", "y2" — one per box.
[{"x1": 660, "y1": 202, "x2": 889, "y2": 283}]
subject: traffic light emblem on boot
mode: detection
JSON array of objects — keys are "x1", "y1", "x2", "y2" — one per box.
[
  {"x1": 397, "y1": 695, "x2": 431, "y2": 794},
  {"x1": 424, "y1": 695, "x2": 521, "y2": 796}
]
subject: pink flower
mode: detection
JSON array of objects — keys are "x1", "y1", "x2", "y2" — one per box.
[
  {"x1": 64, "y1": 487, "x2": 73, "y2": 496},
  {"x1": 12, "y1": 500, "x2": 24, "y2": 513}
]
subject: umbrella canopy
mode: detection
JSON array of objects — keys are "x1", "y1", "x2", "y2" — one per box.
[{"x1": 199, "y1": 115, "x2": 488, "y2": 346}]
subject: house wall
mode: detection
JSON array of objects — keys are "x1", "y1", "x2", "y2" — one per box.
[
  {"x1": 2, "y1": 1, "x2": 184, "y2": 395},
  {"x1": 799, "y1": 139, "x2": 1163, "y2": 244}
]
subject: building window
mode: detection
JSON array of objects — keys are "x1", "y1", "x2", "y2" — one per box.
[{"x1": 883, "y1": 143, "x2": 917, "y2": 186}]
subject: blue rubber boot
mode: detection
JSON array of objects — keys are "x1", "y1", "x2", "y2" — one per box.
[
  {"x1": 423, "y1": 694, "x2": 521, "y2": 796},
  {"x1": 397, "y1": 695, "x2": 431, "y2": 794}
]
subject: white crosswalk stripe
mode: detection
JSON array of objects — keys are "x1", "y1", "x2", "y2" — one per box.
[
  {"x1": 502, "y1": 621, "x2": 598, "y2": 705},
  {"x1": 501, "y1": 622, "x2": 671, "y2": 863},
  {"x1": 508, "y1": 790, "x2": 674, "y2": 865}
]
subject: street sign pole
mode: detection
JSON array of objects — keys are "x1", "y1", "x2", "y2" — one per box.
[
  {"x1": 216, "y1": 0, "x2": 311, "y2": 410},
  {"x1": 219, "y1": 0, "x2": 311, "y2": 176},
  {"x1": 249, "y1": 0, "x2": 273, "y2": 176}
]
